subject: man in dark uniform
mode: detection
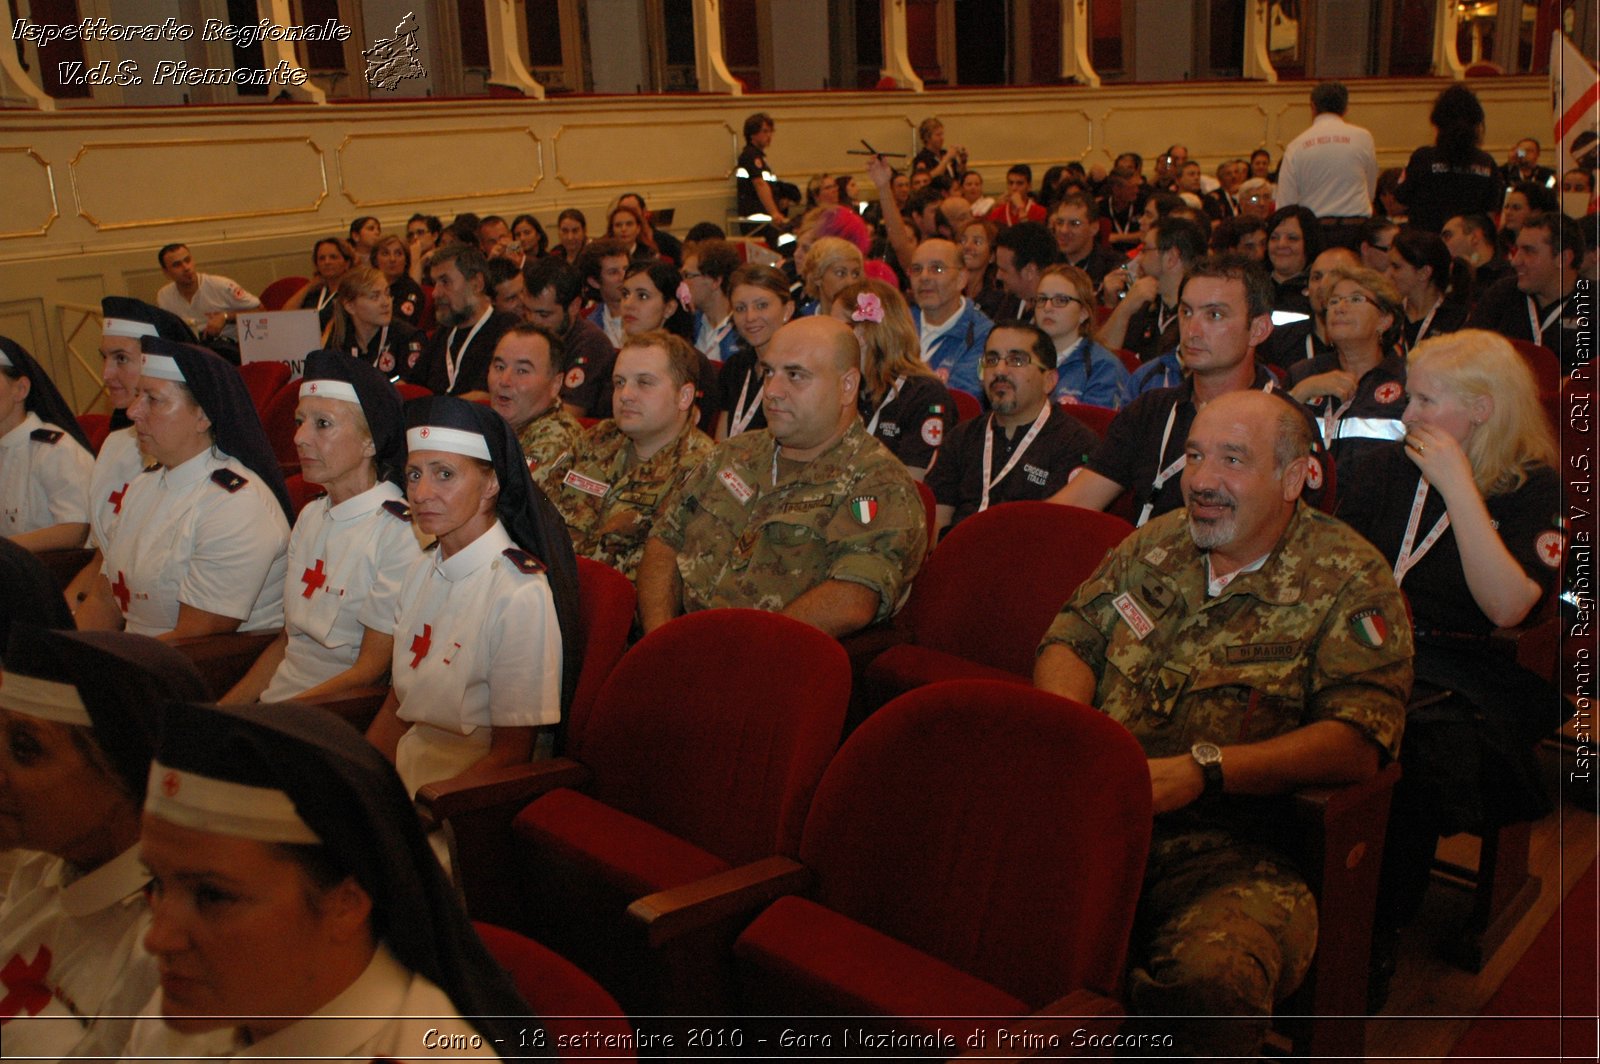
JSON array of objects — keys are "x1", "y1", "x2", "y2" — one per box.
[
  {"x1": 1469, "y1": 211, "x2": 1588, "y2": 374},
  {"x1": 1051, "y1": 255, "x2": 1331, "y2": 526},
  {"x1": 1100, "y1": 217, "x2": 1208, "y2": 363},
  {"x1": 926, "y1": 322, "x2": 1098, "y2": 536},
  {"x1": 736, "y1": 112, "x2": 793, "y2": 234},
  {"x1": 1441, "y1": 214, "x2": 1513, "y2": 289},
  {"x1": 403, "y1": 245, "x2": 517, "y2": 398},
  {"x1": 519, "y1": 258, "x2": 619, "y2": 421},
  {"x1": 992, "y1": 221, "x2": 1057, "y2": 323},
  {"x1": 1035, "y1": 388, "x2": 1412, "y2": 1057},
  {"x1": 1050, "y1": 195, "x2": 1124, "y2": 286}
]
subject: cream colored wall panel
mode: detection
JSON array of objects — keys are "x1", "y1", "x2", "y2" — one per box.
[
  {"x1": 1102, "y1": 103, "x2": 1273, "y2": 168},
  {"x1": 554, "y1": 120, "x2": 737, "y2": 190},
  {"x1": 0, "y1": 150, "x2": 59, "y2": 240},
  {"x1": 754, "y1": 113, "x2": 914, "y2": 182},
  {"x1": 69, "y1": 138, "x2": 328, "y2": 230},
  {"x1": 338, "y1": 127, "x2": 543, "y2": 207},
  {"x1": 949, "y1": 107, "x2": 1095, "y2": 171}
]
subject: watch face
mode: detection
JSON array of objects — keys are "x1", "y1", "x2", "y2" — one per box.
[{"x1": 1192, "y1": 741, "x2": 1222, "y2": 764}]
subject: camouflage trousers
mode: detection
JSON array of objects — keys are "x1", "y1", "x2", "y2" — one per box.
[{"x1": 1121, "y1": 828, "x2": 1317, "y2": 1058}]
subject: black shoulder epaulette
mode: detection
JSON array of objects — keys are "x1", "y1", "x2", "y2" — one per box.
[
  {"x1": 381, "y1": 499, "x2": 413, "y2": 523},
  {"x1": 502, "y1": 547, "x2": 545, "y2": 574},
  {"x1": 30, "y1": 427, "x2": 63, "y2": 445},
  {"x1": 210, "y1": 469, "x2": 247, "y2": 493}
]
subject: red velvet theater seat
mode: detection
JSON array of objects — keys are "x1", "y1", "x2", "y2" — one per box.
[
  {"x1": 510, "y1": 609, "x2": 851, "y2": 1012},
  {"x1": 732, "y1": 680, "x2": 1152, "y2": 1041},
  {"x1": 473, "y1": 922, "x2": 636, "y2": 1061},
  {"x1": 864, "y1": 502, "x2": 1131, "y2": 705}
]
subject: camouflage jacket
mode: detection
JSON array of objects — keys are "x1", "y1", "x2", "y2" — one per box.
[
  {"x1": 654, "y1": 421, "x2": 927, "y2": 620},
  {"x1": 516, "y1": 406, "x2": 585, "y2": 479},
  {"x1": 541, "y1": 418, "x2": 714, "y2": 579},
  {"x1": 1041, "y1": 503, "x2": 1411, "y2": 762}
]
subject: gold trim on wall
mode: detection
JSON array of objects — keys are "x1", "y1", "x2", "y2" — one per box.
[
  {"x1": 553, "y1": 120, "x2": 741, "y2": 190},
  {"x1": 69, "y1": 138, "x2": 328, "y2": 231},
  {"x1": 336, "y1": 127, "x2": 544, "y2": 207},
  {"x1": 0, "y1": 148, "x2": 58, "y2": 240}
]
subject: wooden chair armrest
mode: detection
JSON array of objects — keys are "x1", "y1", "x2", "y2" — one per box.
[
  {"x1": 168, "y1": 630, "x2": 281, "y2": 699},
  {"x1": 1291, "y1": 760, "x2": 1402, "y2": 828},
  {"x1": 626, "y1": 855, "x2": 811, "y2": 948},
  {"x1": 299, "y1": 685, "x2": 390, "y2": 730},
  {"x1": 416, "y1": 758, "x2": 590, "y2": 822}
]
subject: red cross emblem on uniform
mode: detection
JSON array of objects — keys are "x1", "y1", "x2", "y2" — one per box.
[
  {"x1": 307, "y1": 382, "x2": 319, "y2": 393},
  {"x1": 1374, "y1": 381, "x2": 1403, "y2": 404},
  {"x1": 419, "y1": 427, "x2": 431, "y2": 439},
  {"x1": 300, "y1": 558, "x2": 327, "y2": 599},
  {"x1": 1536, "y1": 530, "x2": 1563, "y2": 568},
  {"x1": 111, "y1": 571, "x2": 131, "y2": 613},
  {"x1": 161, "y1": 770, "x2": 180, "y2": 798},
  {"x1": 0, "y1": 945, "x2": 54, "y2": 1020},
  {"x1": 409, "y1": 624, "x2": 433, "y2": 669},
  {"x1": 108, "y1": 483, "x2": 128, "y2": 514}
]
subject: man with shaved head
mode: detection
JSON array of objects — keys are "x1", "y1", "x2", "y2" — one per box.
[
  {"x1": 909, "y1": 237, "x2": 994, "y2": 399},
  {"x1": 638, "y1": 316, "x2": 927, "y2": 637},
  {"x1": 1037, "y1": 387, "x2": 1412, "y2": 1057}
]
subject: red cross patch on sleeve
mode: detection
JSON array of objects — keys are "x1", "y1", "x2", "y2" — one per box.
[{"x1": 1536, "y1": 529, "x2": 1563, "y2": 569}]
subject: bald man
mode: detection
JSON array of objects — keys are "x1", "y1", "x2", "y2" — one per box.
[
  {"x1": 909, "y1": 237, "x2": 994, "y2": 399},
  {"x1": 1036, "y1": 388, "x2": 1411, "y2": 1057},
  {"x1": 638, "y1": 316, "x2": 927, "y2": 637}
]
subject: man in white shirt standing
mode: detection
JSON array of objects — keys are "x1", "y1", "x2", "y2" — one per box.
[
  {"x1": 1275, "y1": 82, "x2": 1377, "y2": 252},
  {"x1": 154, "y1": 243, "x2": 260, "y2": 350}
]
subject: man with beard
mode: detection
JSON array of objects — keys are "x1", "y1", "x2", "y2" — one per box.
[
  {"x1": 403, "y1": 245, "x2": 517, "y2": 397},
  {"x1": 1035, "y1": 387, "x2": 1412, "y2": 1058},
  {"x1": 925, "y1": 321, "x2": 1097, "y2": 537},
  {"x1": 520, "y1": 258, "x2": 619, "y2": 419}
]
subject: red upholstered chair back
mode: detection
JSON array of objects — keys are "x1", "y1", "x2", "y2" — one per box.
[
  {"x1": 473, "y1": 922, "x2": 635, "y2": 1058},
  {"x1": 282, "y1": 473, "x2": 325, "y2": 518},
  {"x1": 576, "y1": 609, "x2": 850, "y2": 864},
  {"x1": 952, "y1": 389, "x2": 983, "y2": 422},
  {"x1": 238, "y1": 361, "x2": 291, "y2": 415},
  {"x1": 395, "y1": 381, "x2": 432, "y2": 401},
  {"x1": 799, "y1": 680, "x2": 1152, "y2": 1006},
  {"x1": 1057, "y1": 401, "x2": 1117, "y2": 438},
  {"x1": 565, "y1": 558, "x2": 637, "y2": 751},
  {"x1": 260, "y1": 379, "x2": 302, "y2": 474},
  {"x1": 903, "y1": 501, "x2": 1132, "y2": 677},
  {"x1": 75, "y1": 413, "x2": 111, "y2": 455},
  {"x1": 1508, "y1": 339, "x2": 1560, "y2": 397},
  {"x1": 258, "y1": 276, "x2": 307, "y2": 311}
]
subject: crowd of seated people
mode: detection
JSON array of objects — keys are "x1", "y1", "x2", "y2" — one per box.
[{"x1": 0, "y1": 78, "x2": 1592, "y2": 1059}]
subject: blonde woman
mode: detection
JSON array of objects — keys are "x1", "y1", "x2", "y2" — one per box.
[{"x1": 796, "y1": 236, "x2": 864, "y2": 318}]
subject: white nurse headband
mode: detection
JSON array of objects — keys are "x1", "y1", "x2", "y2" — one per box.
[
  {"x1": 406, "y1": 425, "x2": 491, "y2": 460},
  {"x1": 145, "y1": 760, "x2": 321, "y2": 844},
  {"x1": 141, "y1": 354, "x2": 187, "y2": 382},
  {"x1": 299, "y1": 379, "x2": 361, "y2": 404},
  {"x1": 0, "y1": 671, "x2": 90, "y2": 727},
  {"x1": 103, "y1": 318, "x2": 158, "y2": 340}
]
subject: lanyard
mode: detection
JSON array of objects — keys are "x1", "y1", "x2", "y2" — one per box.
[
  {"x1": 1412, "y1": 297, "x2": 1441, "y2": 347},
  {"x1": 1393, "y1": 478, "x2": 1451, "y2": 587},
  {"x1": 700, "y1": 316, "x2": 732, "y2": 358},
  {"x1": 866, "y1": 376, "x2": 906, "y2": 435},
  {"x1": 444, "y1": 309, "x2": 492, "y2": 391},
  {"x1": 1319, "y1": 393, "x2": 1353, "y2": 445},
  {"x1": 729, "y1": 367, "x2": 765, "y2": 437},
  {"x1": 980, "y1": 404, "x2": 1051, "y2": 513},
  {"x1": 1304, "y1": 333, "x2": 1317, "y2": 362},
  {"x1": 1156, "y1": 302, "x2": 1176, "y2": 337},
  {"x1": 315, "y1": 286, "x2": 335, "y2": 312},
  {"x1": 1525, "y1": 295, "x2": 1564, "y2": 346},
  {"x1": 355, "y1": 325, "x2": 389, "y2": 362}
]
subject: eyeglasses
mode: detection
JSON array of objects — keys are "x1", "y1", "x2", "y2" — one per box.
[
  {"x1": 1324, "y1": 293, "x2": 1373, "y2": 308},
  {"x1": 980, "y1": 351, "x2": 1045, "y2": 369},
  {"x1": 907, "y1": 262, "x2": 953, "y2": 276},
  {"x1": 681, "y1": 270, "x2": 704, "y2": 280},
  {"x1": 1031, "y1": 294, "x2": 1084, "y2": 309}
]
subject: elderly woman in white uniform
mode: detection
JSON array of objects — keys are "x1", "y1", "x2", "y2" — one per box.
[
  {"x1": 65, "y1": 298, "x2": 197, "y2": 627},
  {"x1": 225, "y1": 351, "x2": 422, "y2": 703},
  {"x1": 87, "y1": 337, "x2": 291, "y2": 640},
  {"x1": 127, "y1": 698, "x2": 541, "y2": 1059},
  {"x1": 367, "y1": 396, "x2": 580, "y2": 804},
  {"x1": 0, "y1": 338, "x2": 95, "y2": 553},
  {"x1": 0, "y1": 625, "x2": 206, "y2": 1060}
]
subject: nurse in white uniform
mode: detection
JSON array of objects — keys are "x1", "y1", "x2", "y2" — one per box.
[
  {"x1": 0, "y1": 625, "x2": 207, "y2": 1061},
  {"x1": 88, "y1": 337, "x2": 292, "y2": 639},
  {"x1": 66, "y1": 298, "x2": 198, "y2": 628},
  {"x1": 0, "y1": 338, "x2": 95, "y2": 553},
  {"x1": 225, "y1": 351, "x2": 421, "y2": 703},
  {"x1": 127, "y1": 698, "x2": 540, "y2": 1060},
  {"x1": 367, "y1": 396, "x2": 581, "y2": 801}
]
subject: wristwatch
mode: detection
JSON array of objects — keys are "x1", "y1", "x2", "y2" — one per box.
[{"x1": 1190, "y1": 741, "x2": 1224, "y2": 797}]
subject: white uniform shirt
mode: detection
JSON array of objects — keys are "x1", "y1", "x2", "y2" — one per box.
[
  {"x1": 0, "y1": 412, "x2": 94, "y2": 539},
  {"x1": 155, "y1": 274, "x2": 260, "y2": 342},
  {"x1": 101, "y1": 449, "x2": 289, "y2": 636},
  {"x1": 87, "y1": 426, "x2": 145, "y2": 553},
  {"x1": 261, "y1": 482, "x2": 422, "y2": 702},
  {"x1": 1274, "y1": 112, "x2": 1378, "y2": 218},
  {"x1": 122, "y1": 945, "x2": 498, "y2": 1062},
  {"x1": 392, "y1": 521, "x2": 561, "y2": 738},
  {"x1": 0, "y1": 848, "x2": 157, "y2": 1060}
]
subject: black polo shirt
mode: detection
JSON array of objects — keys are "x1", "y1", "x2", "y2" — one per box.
[
  {"x1": 926, "y1": 405, "x2": 1098, "y2": 531},
  {"x1": 1287, "y1": 350, "x2": 1408, "y2": 478},
  {"x1": 860, "y1": 373, "x2": 957, "y2": 472},
  {"x1": 407, "y1": 307, "x2": 518, "y2": 395},
  {"x1": 1469, "y1": 275, "x2": 1587, "y2": 375},
  {"x1": 558, "y1": 317, "x2": 618, "y2": 417}
]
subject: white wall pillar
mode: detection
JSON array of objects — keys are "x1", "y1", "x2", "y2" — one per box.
[{"x1": 879, "y1": 0, "x2": 925, "y2": 90}]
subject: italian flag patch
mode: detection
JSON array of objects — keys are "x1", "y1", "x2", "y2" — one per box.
[
  {"x1": 850, "y1": 496, "x2": 878, "y2": 524},
  {"x1": 1348, "y1": 608, "x2": 1389, "y2": 649}
]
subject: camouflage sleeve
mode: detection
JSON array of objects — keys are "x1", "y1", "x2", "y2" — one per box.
[
  {"x1": 821, "y1": 462, "x2": 929, "y2": 622},
  {"x1": 1305, "y1": 558, "x2": 1413, "y2": 761},
  {"x1": 1035, "y1": 531, "x2": 1135, "y2": 676},
  {"x1": 650, "y1": 447, "x2": 720, "y2": 552}
]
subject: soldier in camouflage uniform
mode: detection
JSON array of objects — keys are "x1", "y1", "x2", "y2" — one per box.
[
  {"x1": 1036, "y1": 390, "x2": 1412, "y2": 1057},
  {"x1": 639, "y1": 316, "x2": 926, "y2": 638},
  {"x1": 540, "y1": 331, "x2": 714, "y2": 579},
  {"x1": 487, "y1": 323, "x2": 584, "y2": 478}
]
